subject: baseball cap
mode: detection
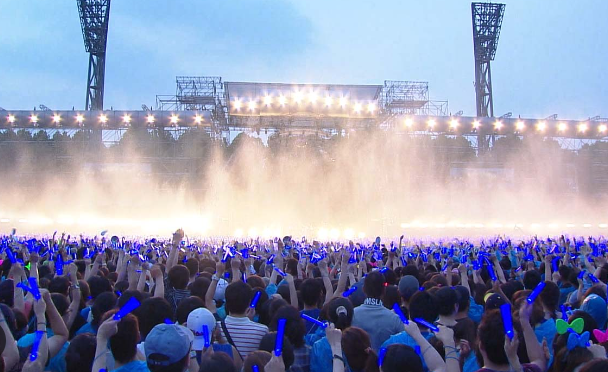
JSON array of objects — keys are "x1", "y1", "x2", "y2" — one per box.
[
  {"x1": 214, "y1": 278, "x2": 229, "y2": 301},
  {"x1": 398, "y1": 275, "x2": 420, "y2": 301},
  {"x1": 145, "y1": 323, "x2": 193, "y2": 366},
  {"x1": 187, "y1": 308, "x2": 217, "y2": 351}
]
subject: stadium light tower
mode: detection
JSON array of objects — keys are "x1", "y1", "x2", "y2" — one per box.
[
  {"x1": 77, "y1": 0, "x2": 111, "y2": 111},
  {"x1": 471, "y1": 2, "x2": 505, "y2": 119}
]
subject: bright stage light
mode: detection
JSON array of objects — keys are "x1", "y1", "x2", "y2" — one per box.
[
  {"x1": 343, "y1": 228, "x2": 355, "y2": 240},
  {"x1": 339, "y1": 96, "x2": 348, "y2": 108},
  {"x1": 353, "y1": 103, "x2": 362, "y2": 113},
  {"x1": 248, "y1": 100, "x2": 257, "y2": 111},
  {"x1": 170, "y1": 114, "x2": 179, "y2": 124},
  {"x1": 309, "y1": 92, "x2": 318, "y2": 104},
  {"x1": 357, "y1": 232, "x2": 366, "y2": 239},
  {"x1": 558, "y1": 122, "x2": 567, "y2": 132},
  {"x1": 234, "y1": 228, "x2": 244, "y2": 238},
  {"x1": 76, "y1": 114, "x2": 84, "y2": 124},
  {"x1": 52, "y1": 114, "x2": 61, "y2": 124},
  {"x1": 367, "y1": 103, "x2": 376, "y2": 114},
  {"x1": 278, "y1": 95, "x2": 287, "y2": 106},
  {"x1": 427, "y1": 119, "x2": 436, "y2": 129},
  {"x1": 194, "y1": 115, "x2": 203, "y2": 124},
  {"x1": 583, "y1": 223, "x2": 592, "y2": 228},
  {"x1": 578, "y1": 122, "x2": 588, "y2": 133},
  {"x1": 449, "y1": 119, "x2": 459, "y2": 129},
  {"x1": 566, "y1": 223, "x2": 576, "y2": 228},
  {"x1": 536, "y1": 121, "x2": 546, "y2": 132},
  {"x1": 7, "y1": 114, "x2": 16, "y2": 124},
  {"x1": 99, "y1": 114, "x2": 107, "y2": 124},
  {"x1": 318, "y1": 228, "x2": 329, "y2": 240},
  {"x1": 329, "y1": 228, "x2": 340, "y2": 240},
  {"x1": 515, "y1": 121, "x2": 525, "y2": 131},
  {"x1": 472, "y1": 120, "x2": 481, "y2": 129},
  {"x1": 146, "y1": 114, "x2": 155, "y2": 124},
  {"x1": 599, "y1": 124, "x2": 607, "y2": 133},
  {"x1": 324, "y1": 96, "x2": 333, "y2": 107},
  {"x1": 30, "y1": 114, "x2": 38, "y2": 123},
  {"x1": 599, "y1": 224, "x2": 608, "y2": 228},
  {"x1": 263, "y1": 95, "x2": 272, "y2": 107},
  {"x1": 122, "y1": 114, "x2": 131, "y2": 124},
  {"x1": 233, "y1": 98, "x2": 242, "y2": 110},
  {"x1": 494, "y1": 120, "x2": 503, "y2": 130},
  {"x1": 404, "y1": 118, "x2": 414, "y2": 128},
  {"x1": 293, "y1": 91, "x2": 303, "y2": 104}
]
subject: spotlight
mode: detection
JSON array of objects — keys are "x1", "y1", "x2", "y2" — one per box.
[
  {"x1": 536, "y1": 121, "x2": 546, "y2": 132},
  {"x1": 146, "y1": 114, "x2": 155, "y2": 124},
  {"x1": 353, "y1": 103, "x2": 362, "y2": 113},
  {"x1": 264, "y1": 95, "x2": 272, "y2": 107},
  {"x1": 472, "y1": 120, "x2": 481, "y2": 129},
  {"x1": 75, "y1": 114, "x2": 85, "y2": 124},
  {"x1": 30, "y1": 114, "x2": 38, "y2": 123},
  {"x1": 52, "y1": 114, "x2": 61, "y2": 124},
  {"x1": 367, "y1": 103, "x2": 376, "y2": 114},
  {"x1": 427, "y1": 119, "x2": 436, "y2": 129},
  {"x1": 309, "y1": 92, "x2": 317, "y2": 104},
  {"x1": 278, "y1": 95, "x2": 287, "y2": 106},
  {"x1": 557, "y1": 122, "x2": 567, "y2": 132},
  {"x1": 515, "y1": 121, "x2": 525, "y2": 131},
  {"x1": 233, "y1": 98, "x2": 242, "y2": 110},
  {"x1": 339, "y1": 96, "x2": 348, "y2": 108},
  {"x1": 170, "y1": 114, "x2": 179, "y2": 124},
  {"x1": 494, "y1": 120, "x2": 503, "y2": 130},
  {"x1": 449, "y1": 119, "x2": 459, "y2": 129},
  {"x1": 122, "y1": 114, "x2": 131, "y2": 124},
  {"x1": 99, "y1": 114, "x2": 108, "y2": 124},
  {"x1": 599, "y1": 124, "x2": 607, "y2": 133},
  {"x1": 404, "y1": 118, "x2": 414, "y2": 128},
  {"x1": 248, "y1": 100, "x2": 257, "y2": 111},
  {"x1": 7, "y1": 114, "x2": 16, "y2": 124},
  {"x1": 194, "y1": 115, "x2": 203, "y2": 124},
  {"x1": 578, "y1": 123, "x2": 588, "y2": 133},
  {"x1": 324, "y1": 96, "x2": 333, "y2": 107}
]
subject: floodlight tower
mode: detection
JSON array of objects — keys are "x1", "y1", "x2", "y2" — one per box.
[
  {"x1": 472, "y1": 2, "x2": 504, "y2": 151},
  {"x1": 77, "y1": 0, "x2": 111, "y2": 111}
]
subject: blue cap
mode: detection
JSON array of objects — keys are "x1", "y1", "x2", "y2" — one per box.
[{"x1": 145, "y1": 324, "x2": 193, "y2": 366}]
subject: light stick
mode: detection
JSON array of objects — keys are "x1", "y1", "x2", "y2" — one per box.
[
  {"x1": 113, "y1": 296, "x2": 141, "y2": 320},
  {"x1": 300, "y1": 313, "x2": 328, "y2": 328},
  {"x1": 203, "y1": 324, "x2": 210, "y2": 348},
  {"x1": 275, "y1": 318, "x2": 286, "y2": 356},
  {"x1": 29, "y1": 330, "x2": 44, "y2": 361},
  {"x1": 250, "y1": 291, "x2": 261, "y2": 308},
  {"x1": 500, "y1": 303, "x2": 514, "y2": 339},
  {"x1": 413, "y1": 318, "x2": 438, "y2": 332},
  {"x1": 393, "y1": 303, "x2": 409, "y2": 324},
  {"x1": 526, "y1": 282, "x2": 545, "y2": 304}
]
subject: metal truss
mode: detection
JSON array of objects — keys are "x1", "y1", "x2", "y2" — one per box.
[{"x1": 77, "y1": 0, "x2": 111, "y2": 111}]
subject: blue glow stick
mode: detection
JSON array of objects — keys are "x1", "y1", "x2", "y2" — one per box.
[
  {"x1": 578, "y1": 270, "x2": 586, "y2": 279},
  {"x1": 589, "y1": 273, "x2": 599, "y2": 283},
  {"x1": 6, "y1": 248, "x2": 16, "y2": 264},
  {"x1": 342, "y1": 286, "x2": 357, "y2": 297},
  {"x1": 29, "y1": 330, "x2": 44, "y2": 361},
  {"x1": 560, "y1": 305, "x2": 569, "y2": 321},
  {"x1": 275, "y1": 318, "x2": 286, "y2": 356},
  {"x1": 393, "y1": 303, "x2": 409, "y2": 324},
  {"x1": 301, "y1": 313, "x2": 328, "y2": 328},
  {"x1": 378, "y1": 347, "x2": 387, "y2": 367},
  {"x1": 28, "y1": 277, "x2": 41, "y2": 301},
  {"x1": 203, "y1": 324, "x2": 210, "y2": 348},
  {"x1": 56, "y1": 253, "x2": 64, "y2": 275},
  {"x1": 552, "y1": 256, "x2": 560, "y2": 272},
  {"x1": 273, "y1": 266, "x2": 286, "y2": 276},
  {"x1": 526, "y1": 281, "x2": 546, "y2": 304},
  {"x1": 252, "y1": 366, "x2": 259, "y2": 372},
  {"x1": 113, "y1": 296, "x2": 141, "y2": 320},
  {"x1": 267, "y1": 254, "x2": 275, "y2": 264},
  {"x1": 380, "y1": 267, "x2": 388, "y2": 273},
  {"x1": 250, "y1": 291, "x2": 261, "y2": 308},
  {"x1": 163, "y1": 318, "x2": 173, "y2": 324},
  {"x1": 401, "y1": 257, "x2": 407, "y2": 267},
  {"x1": 486, "y1": 260, "x2": 497, "y2": 281},
  {"x1": 500, "y1": 303, "x2": 514, "y2": 339},
  {"x1": 413, "y1": 318, "x2": 439, "y2": 332}
]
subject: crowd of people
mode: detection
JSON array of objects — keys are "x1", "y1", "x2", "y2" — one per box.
[{"x1": 0, "y1": 230, "x2": 608, "y2": 372}]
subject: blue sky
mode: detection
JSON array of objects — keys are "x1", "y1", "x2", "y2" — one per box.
[{"x1": 1, "y1": 0, "x2": 606, "y2": 119}]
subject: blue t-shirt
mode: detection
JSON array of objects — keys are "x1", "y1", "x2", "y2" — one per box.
[
  {"x1": 381, "y1": 331, "x2": 434, "y2": 372},
  {"x1": 311, "y1": 337, "x2": 351, "y2": 372},
  {"x1": 75, "y1": 321, "x2": 96, "y2": 336},
  {"x1": 468, "y1": 297, "x2": 484, "y2": 324},
  {"x1": 113, "y1": 360, "x2": 150, "y2": 372}
]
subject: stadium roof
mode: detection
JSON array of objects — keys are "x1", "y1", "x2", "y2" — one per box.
[{"x1": 224, "y1": 82, "x2": 383, "y2": 102}]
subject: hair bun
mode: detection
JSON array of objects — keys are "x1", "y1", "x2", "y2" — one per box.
[{"x1": 336, "y1": 306, "x2": 347, "y2": 316}]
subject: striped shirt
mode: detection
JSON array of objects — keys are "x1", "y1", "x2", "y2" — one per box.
[{"x1": 218, "y1": 315, "x2": 269, "y2": 358}]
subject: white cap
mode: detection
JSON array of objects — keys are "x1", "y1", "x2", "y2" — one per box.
[{"x1": 186, "y1": 307, "x2": 217, "y2": 351}]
